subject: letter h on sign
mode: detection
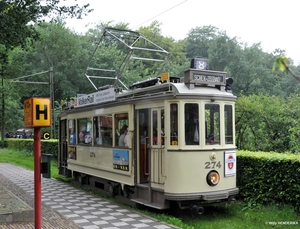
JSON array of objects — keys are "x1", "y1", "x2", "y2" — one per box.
[{"x1": 36, "y1": 104, "x2": 48, "y2": 120}]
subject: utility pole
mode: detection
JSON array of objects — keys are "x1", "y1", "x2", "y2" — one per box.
[
  {"x1": 9, "y1": 68, "x2": 54, "y2": 138},
  {"x1": 49, "y1": 67, "x2": 55, "y2": 139},
  {"x1": 1, "y1": 64, "x2": 4, "y2": 143}
]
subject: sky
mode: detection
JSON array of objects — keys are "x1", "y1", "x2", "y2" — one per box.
[{"x1": 65, "y1": 0, "x2": 300, "y2": 64}]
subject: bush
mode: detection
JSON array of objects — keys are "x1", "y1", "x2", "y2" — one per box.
[
  {"x1": 237, "y1": 150, "x2": 300, "y2": 212},
  {"x1": 5, "y1": 138, "x2": 58, "y2": 158},
  {"x1": 0, "y1": 140, "x2": 8, "y2": 148}
]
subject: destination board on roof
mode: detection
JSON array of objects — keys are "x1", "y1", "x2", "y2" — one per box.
[
  {"x1": 193, "y1": 73, "x2": 224, "y2": 84},
  {"x1": 184, "y1": 69, "x2": 226, "y2": 86},
  {"x1": 74, "y1": 88, "x2": 115, "y2": 108}
]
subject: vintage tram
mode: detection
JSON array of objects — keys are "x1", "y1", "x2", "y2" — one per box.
[{"x1": 58, "y1": 28, "x2": 238, "y2": 212}]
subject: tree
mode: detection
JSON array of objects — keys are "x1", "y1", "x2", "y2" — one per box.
[
  {"x1": 0, "y1": 0, "x2": 91, "y2": 50},
  {"x1": 137, "y1": 21, "x2": 189, "y2": 78},
  {"x1": 0, "y1": 0, "x2": 92, "y2": 141},
  {"x1": 184, "y1": 25, "x2": 220, "y2": 59}
]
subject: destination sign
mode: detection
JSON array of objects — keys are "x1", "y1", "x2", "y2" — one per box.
[
  {"x1": 74, "y1": 88, "x2": 115, "y2": 108},
  {"x1": 184, "y1": 69, "x2": 226, "y2": 87},
  {"x1": 193, "y1": 74, "x2": 223, "y2": 83}
]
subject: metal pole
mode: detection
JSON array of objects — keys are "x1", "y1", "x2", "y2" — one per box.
[
  {"x1": 1, "y1": 65, "x2": 4, "y2": 144},
  {"x1": 34, "y1": 127, "x2": 42, "y2": 229},
  {"x1": 49, "y1": 67, "x2": 54, "y2": 138}
]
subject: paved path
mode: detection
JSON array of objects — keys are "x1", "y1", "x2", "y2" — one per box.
[{"x1": 0, "y1": 163, "x2": 176, "y2": 229}]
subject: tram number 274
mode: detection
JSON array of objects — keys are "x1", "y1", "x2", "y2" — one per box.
[{"x1": 205, "y1": 161, "x2": 221, "y2": 169}]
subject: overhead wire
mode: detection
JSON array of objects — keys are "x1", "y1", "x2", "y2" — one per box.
[{"x1": 131, "y1": 0, "x2": 188, "y2": 30}]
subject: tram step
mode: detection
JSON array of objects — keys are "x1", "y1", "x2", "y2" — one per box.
[{"x1": 130, "y1": 198, "x2": 166, "y2": 210}]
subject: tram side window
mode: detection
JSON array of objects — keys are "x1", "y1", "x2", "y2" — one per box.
[
  {"x1": 139, "y1": 110, "x2": 148, "y2": 145},
  {"x1": 68, "y1": 119, "x2": 76, "y2": 144},
  {"x1": 205, "y1": 104, "x2": 220, "y2": 145},
  {"x1": 152, "y1": 110, "x2": 158, "y2": 145},
  {"x1": 170, "y1": 104, "x2": 178, "y2": 145},
  {"x1": 225, "y1": 105, "x2": 233, "y2": 144},
  {"x1": 115, "y1": 113, "x2": 128, "y2": 147},
  {"x1": 78, "y1": 118, "x2": 92, "y2": 144},
  {"x1": 185, "y1": 103, "x2": 199, "y2": 145},
  {"x1": 152, "y1": 110, "x2": 164, "y2": 145},
  {"x1": 161, "y1": 109, "x2": 165, "y2": 145},
  {"x1": 93, "y1": 115, "x2": 113, "y2": 146}
]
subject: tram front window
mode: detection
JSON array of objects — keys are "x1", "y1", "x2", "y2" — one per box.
[
  {"x1": 205, "y1": 104, "x2": 220, "y2": 145},
  {"x1": 185, "y1": 104, "x2": 199, "y2": 145},
  {"x1": 225, "y1": 105, "x2": 234, "y2": 144}
]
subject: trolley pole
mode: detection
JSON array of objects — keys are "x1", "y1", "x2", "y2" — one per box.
[
  {"x1": 34, "y1": 127, "x2": 42, "y2": 228},
  {"x1": 24, "y1": 98, "x2": 51, "y2": 229}
]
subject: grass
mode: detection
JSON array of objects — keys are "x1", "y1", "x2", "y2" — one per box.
[
  {"x1": 0, "y1": 147, "x2": 299, "y2": 228},
  {"x1": 179, "y1": 203, "x2": 299, "y2": 229}
]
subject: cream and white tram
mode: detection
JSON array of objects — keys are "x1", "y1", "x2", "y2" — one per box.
[{"x1": 58, "y1": 28, "x2": 238, "y2": 212}]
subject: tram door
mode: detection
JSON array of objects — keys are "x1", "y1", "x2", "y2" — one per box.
[
  {"x1": 137, "y1": 108, "x2": 165, "y2": 184},
  {"x1": 138, "y1": 109, "x2": 150, "y2": 183}
]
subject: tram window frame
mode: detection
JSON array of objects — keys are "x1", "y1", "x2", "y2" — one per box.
[
  {"x1": 184, "y1": 103, "x2": 200, "y2": 145},
  {"x1": 115, "y1": 113, "x2": 129, "y2": 147},
  {"x1": 225, "y1": 104, "x2": 234, "y2": 144},
  {"x1": 205, "y1": 104, "x2": 220, "y2": 145},
  {"x1": 93, "y1": 115, "x2": 113, "y2": 147},
  {"x1": 68, "y1": 119, "x2": 76, "y2": 145},
  {"x1": 78, "y1": 118, "x2": 93, "y2": 145},
  {"x1": 170, "y1": 104, "x2": 178, "y2": 145}
]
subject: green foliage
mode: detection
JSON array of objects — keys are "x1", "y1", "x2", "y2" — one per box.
[
  {"x1": 3, "y1": 21, "x2": 300, "y2": 150},
  {"x1": 273, "y1": 56, "x2": 289, "y2": 72},
  {"x1": 0, "y1": 139, "x2": 7, "y2": 148},
  {"x1": 0, "y1": 0, "x2": 92, "y2": 50},
  {"x1": 237, "y1": 150, "x2": 300, "y2": 212},
  {"x1": 273, "y1": 56, "x2": 300, "y2": 82},
  {"x1": 236, "y1": 93, "x2": 300, "y2": 152},
  {"x1": 185, "y1": 25, "x2": 220, "y2": 59},
  {"x1": 181, "y1": 202, "x2": 298, "y2": 229}
]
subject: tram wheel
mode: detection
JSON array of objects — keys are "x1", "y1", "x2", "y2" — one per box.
[
  {"x1": 169, "y1": 201, "x2": 181, "y2": 217},
  {"x1": 76, "y1": 173, "x2": 86, "y2": 185}
]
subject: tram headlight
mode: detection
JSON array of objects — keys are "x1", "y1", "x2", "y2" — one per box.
[{"x1": 206, "y1": 170, "x2": 220, "y2": 186}]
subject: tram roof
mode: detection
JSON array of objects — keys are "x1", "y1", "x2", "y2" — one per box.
[{"x1": 117, "y1": 79, "x2": 236, "y2": 99}]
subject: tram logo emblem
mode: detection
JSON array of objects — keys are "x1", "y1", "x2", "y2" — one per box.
[
  {"x1": 224, "y1": 151, "x2": 236, "y2": 177},
  {"x1": 227, "y1": 155, "x2": 235, "y2": 169}
]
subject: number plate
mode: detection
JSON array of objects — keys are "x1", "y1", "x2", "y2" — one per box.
[{"x1": 205, "y1": 161, "x2": 221, "y2": 169}]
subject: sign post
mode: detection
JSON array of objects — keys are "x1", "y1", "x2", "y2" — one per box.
[{"x1": 24, "y1": 98, "x2": 51, "y2": 229}]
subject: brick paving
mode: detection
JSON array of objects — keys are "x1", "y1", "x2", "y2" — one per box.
[
  {"x1": 0, "y1": 172, "x2": 81, "y2": 229},
  {"x1": 0, "y1": 163, "x2": 176, "y2": 229}
]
